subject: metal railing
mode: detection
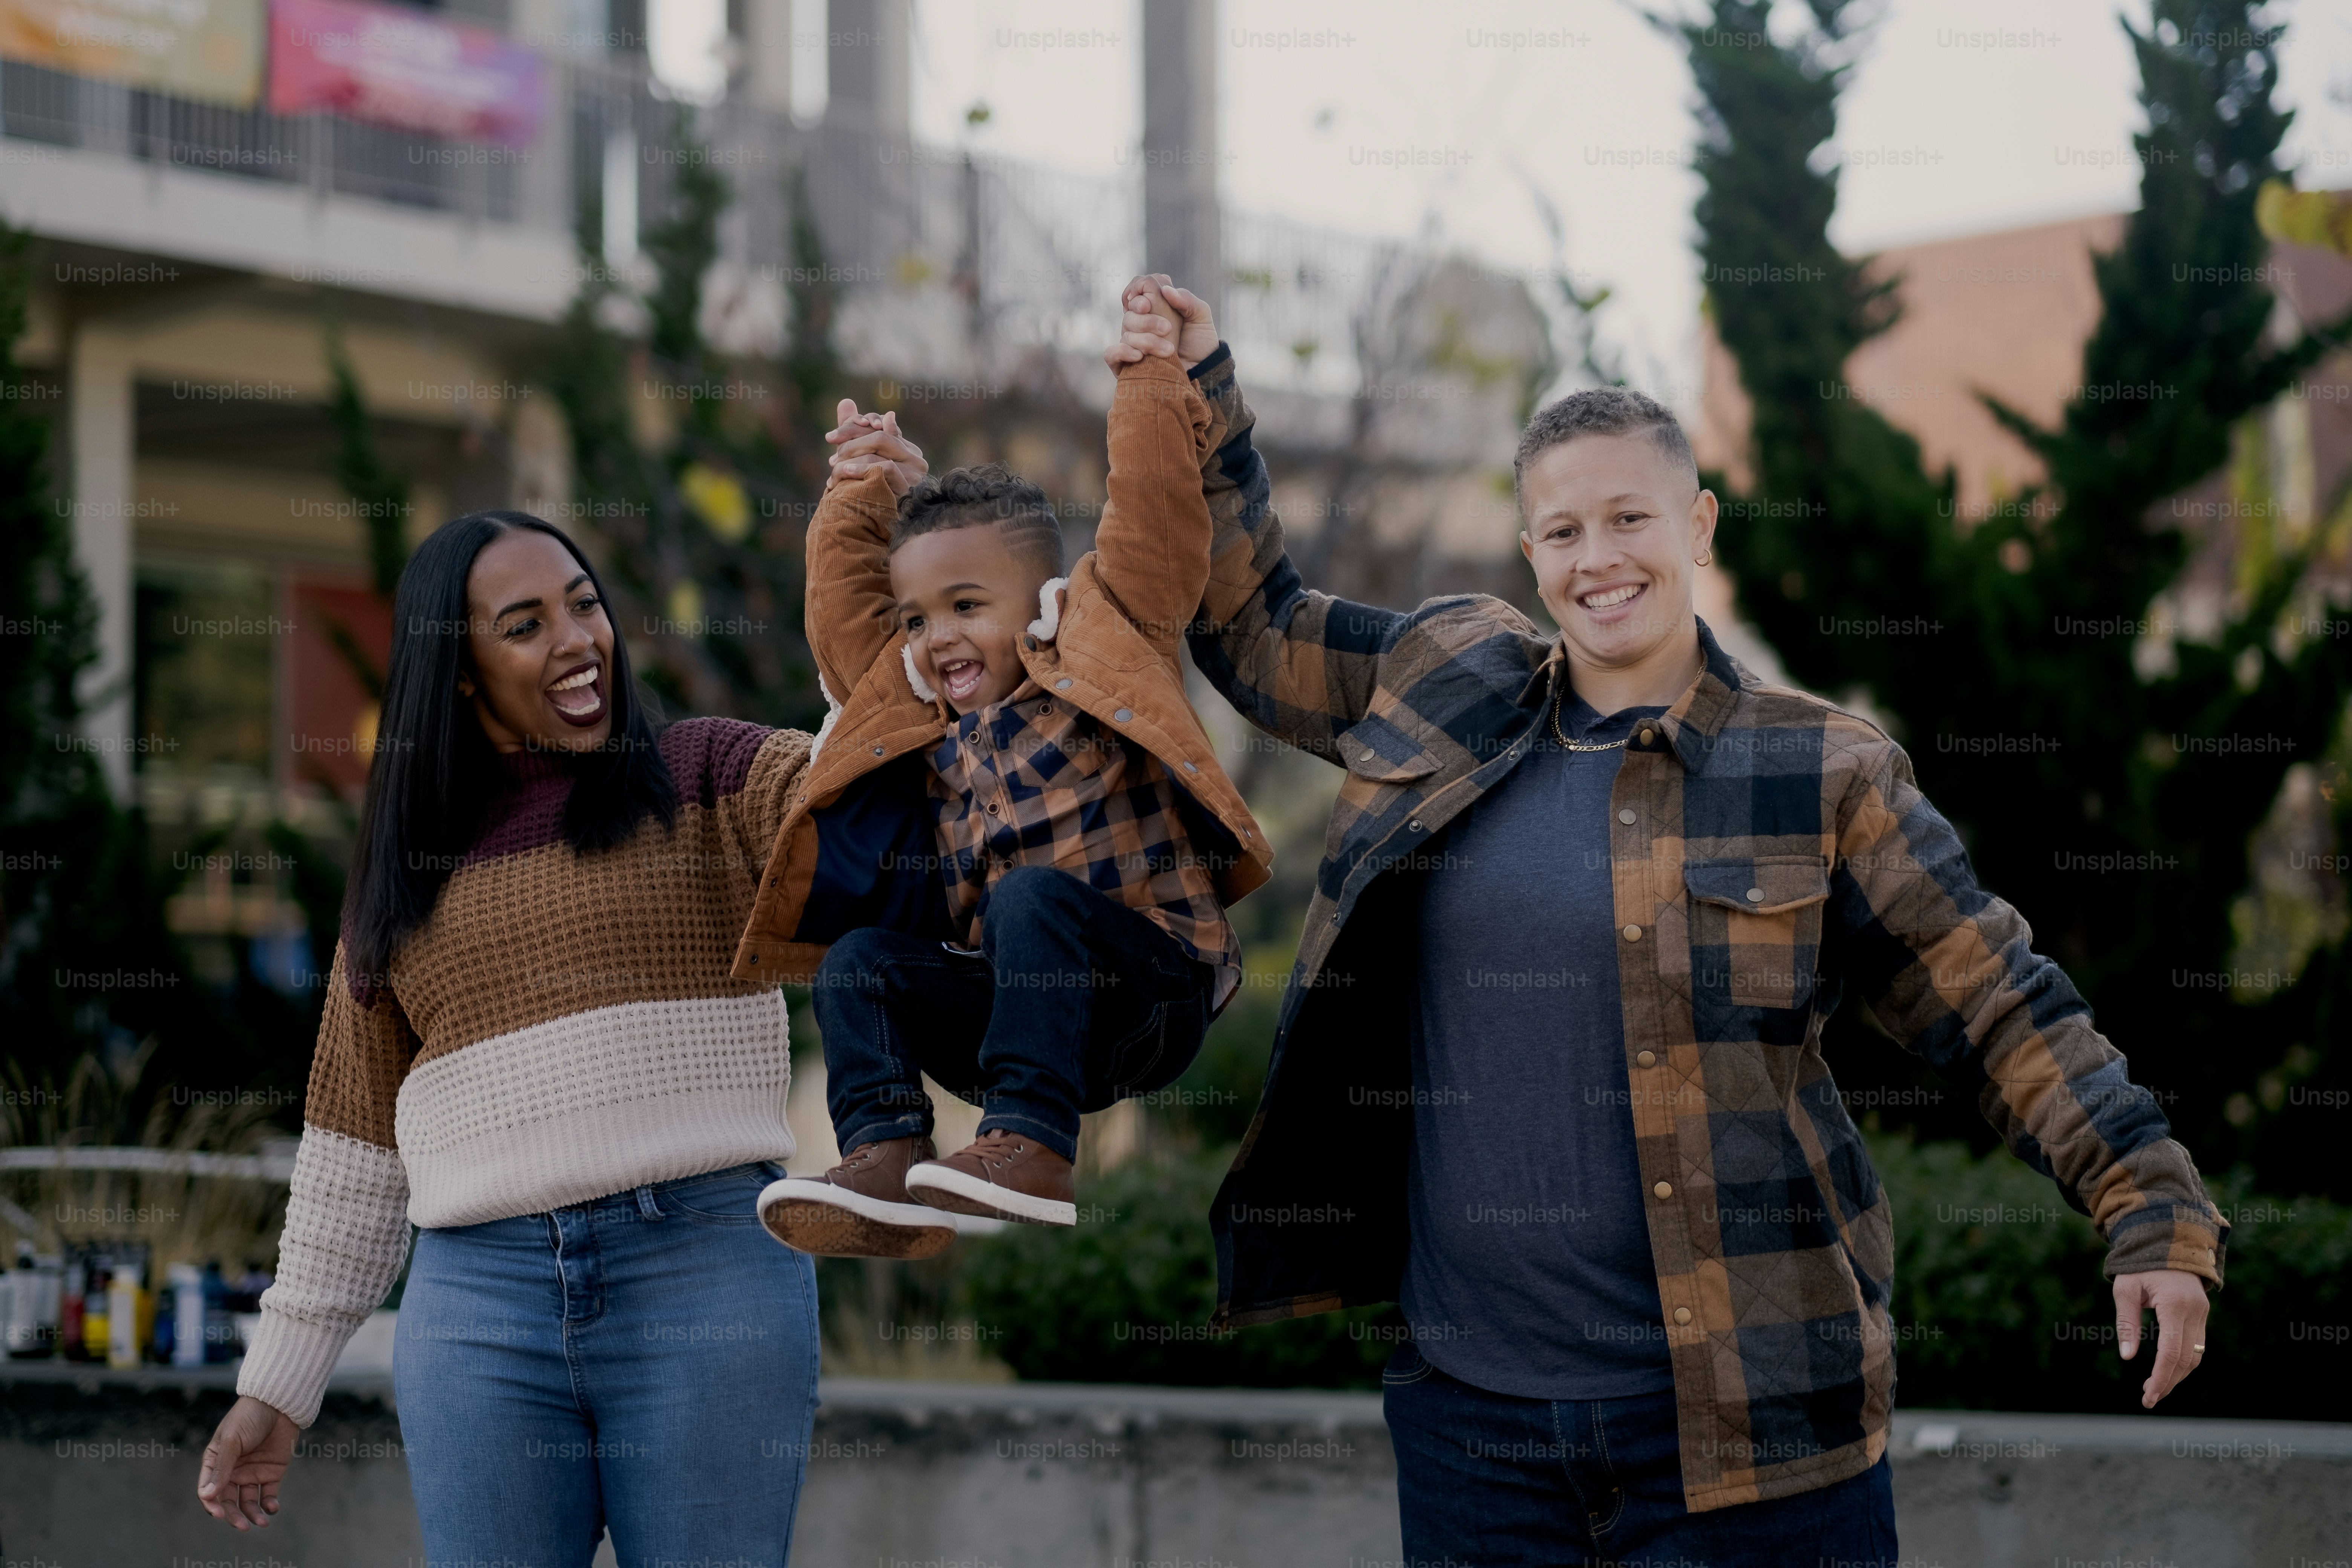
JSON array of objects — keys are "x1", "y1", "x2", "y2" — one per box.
[
  {"x1": 0, "y1": 1146, "x2": 296, "y2": 1182},
  {"x1": 0, "y1": 58, "x2": 528, "y2": 220},
  {"x1": 0, "y1": 1145, "x2": 298, "y2": 1235}
]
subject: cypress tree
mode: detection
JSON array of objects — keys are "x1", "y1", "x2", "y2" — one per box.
[
  {"x1": 541, "y1": 112, "x2": 836, "y2": 729},
  {"x1": 1679, "y1": 0, "x2": 2352, "y2": 1185}
]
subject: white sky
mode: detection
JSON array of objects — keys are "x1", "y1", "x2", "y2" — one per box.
[{"x1": 657, "y1": 0, "x2": 2352, "y2": 411}]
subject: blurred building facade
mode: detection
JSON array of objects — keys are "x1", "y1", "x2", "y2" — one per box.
[{"x1": 1694, "y1": 210, "x2": 2352, "y2": 637}]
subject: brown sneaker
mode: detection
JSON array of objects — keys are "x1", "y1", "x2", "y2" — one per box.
[
  {"x1": 757, "y1": 1137, "x2": 960, "y2": 1258},
  {"x1": 903, "y1": 1130, "x2": 1076, "y2": 1226}
]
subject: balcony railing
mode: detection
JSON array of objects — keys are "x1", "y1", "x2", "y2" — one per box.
[{"x1": 0, "y1": 57, "x2": 534, "y2": 220}]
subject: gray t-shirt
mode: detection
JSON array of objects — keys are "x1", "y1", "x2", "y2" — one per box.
[{"x1": 1399, "y1": 694, "x2": 1676, "y2": 1400}]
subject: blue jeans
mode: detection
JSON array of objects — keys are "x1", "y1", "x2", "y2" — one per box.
[
  {"x1": 394, "y1": 1161, "x2": 821, "y2": 1568},
  {"x1": 1381, "y1": 1343, "x2": 1900, "y2": 1567},
  {"x1": 813, "y1": 865, "x2": 1216, "y2": 1162}
]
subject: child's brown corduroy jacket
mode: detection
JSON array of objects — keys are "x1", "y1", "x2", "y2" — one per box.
[{"x1": 729, "y1": 353, "x2": 1271, "y2": 984}]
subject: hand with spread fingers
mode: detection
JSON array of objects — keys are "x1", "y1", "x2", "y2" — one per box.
[
  {"x1": 2113, "y1": 1267, "x2": 2212, "y2": 1408},
  {"x1": 198, "y1": 1394, "x2": 297, "y2": 1531},
  {"x1": 824, "y1": 398, "x2": 928, "y2": 495},
  {"x1": 1104, "y1": 273, "x2": 1217, "y2": 371}
]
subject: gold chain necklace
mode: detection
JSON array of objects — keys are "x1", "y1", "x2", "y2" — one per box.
[{"x1": 1550, "y1": 686, "x2": 1629, "y2": 752}]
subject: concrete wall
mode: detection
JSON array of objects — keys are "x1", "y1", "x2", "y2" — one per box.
[{"x1": 6, "y1": 1364, "x2": 2349, "y2": 1568}]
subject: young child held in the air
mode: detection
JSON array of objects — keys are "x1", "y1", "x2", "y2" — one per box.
[{"x1": 758, "y1": 280, "x2": 1269, "y2": 1257}]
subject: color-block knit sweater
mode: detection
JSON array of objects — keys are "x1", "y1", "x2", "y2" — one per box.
[{"x1": 239, "y1": 719, "x2": 811, "y2": 1426}]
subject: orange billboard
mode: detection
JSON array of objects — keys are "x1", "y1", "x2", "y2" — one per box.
[{"x1": 0, "y1": 0, "x2": 263, "y2": 107}]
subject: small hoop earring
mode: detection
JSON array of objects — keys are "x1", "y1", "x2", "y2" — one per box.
[{"x1": 1695, "y1": 548, "x2": 1713, "y2": 568}]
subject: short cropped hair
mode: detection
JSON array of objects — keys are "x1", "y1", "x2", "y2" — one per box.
[
  {"x1": 1513, "y1": 387, "x2": 1698, "y2": 504},
  {"x1": 891, "y1": 463, "x2": 1066, "y2": 581}
]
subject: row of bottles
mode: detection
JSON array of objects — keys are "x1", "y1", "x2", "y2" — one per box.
[{"x1": 5, "y1": 1242, "x2": 271, "y2": 1366}]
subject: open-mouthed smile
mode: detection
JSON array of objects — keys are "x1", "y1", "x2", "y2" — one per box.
[
  {"x1": 546, "y1": 662, "x2": 605, "y2": 725},
  {"x1": 939, "y1": 657, "x2": 986, "y2": 704}
]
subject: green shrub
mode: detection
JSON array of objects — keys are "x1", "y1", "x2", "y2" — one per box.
[
  {"x1": 958, "y1": 1148, "x2": 1398, "y2": 1387},
  {"x1": 1148, "y1": 936, "x2": 1298, "y2": 1150},
  {"x1": 954, "y1": 1132, "x2": 2352, "y2": 1416},
  {"x1": 1870, "y1": 1132, "x2": 2352, "y2": 1418},
  {"x1": 1870, "y1": 1132, "x2": 2112, "y2": 1398}
]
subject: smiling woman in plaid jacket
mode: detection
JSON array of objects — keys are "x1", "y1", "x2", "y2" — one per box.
[{"x1": 1112, "y1": 281, "x2": 2227, "y2": 1568}]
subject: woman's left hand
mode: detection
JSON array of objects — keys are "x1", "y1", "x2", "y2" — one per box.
[{"x1": 198, "y1": 1394, "x2": 298, "y2": 1530}]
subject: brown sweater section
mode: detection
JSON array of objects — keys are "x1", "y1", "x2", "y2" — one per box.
[
  {"x1": 397, "y1": 808, "x2": 775, "y2": 1074},
  {"x1": 306, "y1": 948, "x2": 420, "y2": 1150}
]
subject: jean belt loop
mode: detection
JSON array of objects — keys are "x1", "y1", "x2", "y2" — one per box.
[{"x1": 636, "y1": 1183, "x2": 663, "y2": 1220}]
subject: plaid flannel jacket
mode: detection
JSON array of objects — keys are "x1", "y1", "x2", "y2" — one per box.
[
  {"x1": 929, "y1": 681, "x2": 1241, "y2": 991},
  {"x1": 1178, "y1": 345, "x2": 2229, "y2": 1512}
]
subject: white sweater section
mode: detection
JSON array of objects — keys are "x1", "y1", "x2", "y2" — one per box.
[{"x1": 239, "y1": 989, "x2": 795, "y2": 1426}]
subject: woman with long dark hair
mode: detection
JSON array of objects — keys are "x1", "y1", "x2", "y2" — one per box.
[{"x1": 192, "y1": 511, "x2": 827, "y2": 1563}]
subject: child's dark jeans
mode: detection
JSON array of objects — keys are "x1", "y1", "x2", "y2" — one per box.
[{"x1": 812, "y1": 865, "x2": 1217, "y2": 1163}]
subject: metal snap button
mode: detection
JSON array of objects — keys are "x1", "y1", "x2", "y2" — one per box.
[
  {"x1": 1653, "y1": 1181, "x2": 1673, "y2": 1199},
  {"x1": 1056, "y1": 678, "x2": 1073, "y2": 691},
  {"x1": 1618, "y1": 808, "x2": 1637, "y2": 825},
  {"x1": 1673, "y1": 1307, "x2": 1693, "y2": 1326},
  {"x1": 1747, "y1": 887, "x2": 1765, "y2": 903},
  {"x1": 1115, "y1": 708, "x2": 1133, "y2": 723},
  {"x1": 1636, "y1": 1049, "x2": 1657, "y2": 1067},
  {"x1": 1622, "y1": 924, "x2": 1642, "y2": 942}
]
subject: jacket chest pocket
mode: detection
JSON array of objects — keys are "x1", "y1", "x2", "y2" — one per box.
[
  {"x1": 1332, "y1": 720, "x2": 1442, "y2": 825},
  {"x1": 1683, "y1": 856, "x2": 1830, "y2": 1011}
]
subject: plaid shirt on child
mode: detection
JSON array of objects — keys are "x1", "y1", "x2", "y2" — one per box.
[{"x1": 929, "y1": 677, "x2": 1241, "y2": 1004}]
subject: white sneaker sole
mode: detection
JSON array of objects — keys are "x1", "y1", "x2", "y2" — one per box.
[
  {"x1": 757, "y1": 1177, "x2": 959, "y2": 1258},
  {"x1": 903, "y1": 1162, "x2": 1077, "y2": 1226}
]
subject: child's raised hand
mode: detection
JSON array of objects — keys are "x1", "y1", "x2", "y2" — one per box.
[
  {"x1": 1102, "y1": 275, "x2": 1217, "y2": 371},
  {"x1": 825, "y1": 398, "x2": 927, "y2": 497},
  {"x1": 1105, "y1": 278, "x2": 1180, "y2": 368}
]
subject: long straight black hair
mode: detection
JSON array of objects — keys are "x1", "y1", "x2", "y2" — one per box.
[{"x1": 343, "y1": 511, "x2": 677, "y2": 994}]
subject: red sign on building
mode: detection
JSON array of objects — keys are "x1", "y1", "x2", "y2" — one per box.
[
  {"x1": 267, "y1": 0, "x2": 544, "y2": 145},
  {"x1": 287, "y1": 578, "x2": 392, "y2": 802}
]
